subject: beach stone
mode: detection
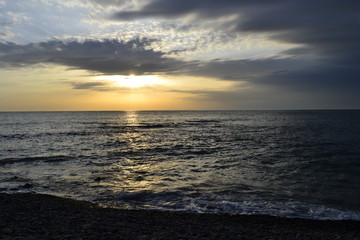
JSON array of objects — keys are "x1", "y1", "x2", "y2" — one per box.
[
  {"x1": 22, "y1": 237, "x2": 37, "y2": 240},
  {"x1": 94, "y1": 177, "x2": 102, "y2": 182},
  {"x1": 82, "y1": 223, "x2": 92, "y2": 230},
  {"x1": 135, "y1": 176, "x2": 145, "y2": 181},
  {"x1": 2, "y1": 228, "x2": 12, "y2": 234},
  {"x1": 22, "y1": 183, "x2": 33, "y2": 189}
]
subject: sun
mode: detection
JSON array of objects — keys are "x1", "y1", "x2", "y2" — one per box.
[{"x1": 95, "y1": 75, "x2": 167, "y2": 88}]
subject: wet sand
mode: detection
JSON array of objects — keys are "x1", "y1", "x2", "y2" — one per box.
[{"x1": 1, "y1": 193, "x2": 359, "y2": 240}]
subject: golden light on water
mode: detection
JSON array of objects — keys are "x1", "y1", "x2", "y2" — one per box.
[
  {"x1": 96, "y1": 75, "x2": 168, "y2": 88},
  {"x1": 125, "y1": 111, "x2": 139, "y2": 125}
]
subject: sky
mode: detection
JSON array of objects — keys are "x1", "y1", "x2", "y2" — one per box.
[{"x1": 0, "y1": 0, "x2": 359, "y2": 111}]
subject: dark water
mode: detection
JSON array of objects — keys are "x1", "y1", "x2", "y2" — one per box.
[{"x1": 1, "y1": 110, "x2": 360, "y2": 220}]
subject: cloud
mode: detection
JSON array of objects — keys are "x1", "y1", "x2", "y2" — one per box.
[
  {"x1": 0, "y1": 10, "x2": 31, "y2": 40},
  {"x1": 71, "y1": 81, "x2": 110, "y2": 91},
  {"x1": 0, "y1": 36, "x2": 358, "y2": 99},
  {"x1": 112, "y1": 0, "x2": 360, "y2": 63},
  {"x1": 0, "y1": 38, "x2": 305, "y2": 84},
  {"x1": 0, "y1": 31, "x2": 13, "y2": 39},
  {"x1": 178, "y1": 58, "x2": 308, "y2": 81},
  {"x1": 89, "y1": 0, "x2": 134, "y2": 8},
  {"x1": 108, "y1": 0, "x2": 360, "y2": 104},
  {"x1": 0, "y1": 38, "x2": 186, "y2": 75},
  {"x1": 209, "y1": 89, "x2": 360, "y2": 110},
  {"x1": 111, "y1": 0, "x2": 260, "y2": 20}
]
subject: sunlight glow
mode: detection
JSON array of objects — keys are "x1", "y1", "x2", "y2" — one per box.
[{"x1": 96, "y1": 75, "x2": 168, "y2": 88}]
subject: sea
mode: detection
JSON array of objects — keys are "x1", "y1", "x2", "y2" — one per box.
[{"x1": 1, "y1": 110, "x2": 360, "y2": 220}]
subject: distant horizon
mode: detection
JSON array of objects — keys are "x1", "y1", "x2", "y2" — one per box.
[{"x1": 1, "y1": 108, "x2": 360, "y2": 113}]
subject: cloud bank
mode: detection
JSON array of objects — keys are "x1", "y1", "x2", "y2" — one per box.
[
  {"x1": 0, "y1": 35, "x2": 359, "y2": 97},
  {"x1": 113, "y1": 0, "x2": 360, "y2": 63},
  {"x1": 111, "y1": 0, "x2": 360, "y2": 103},
  {"x1": 0, "y1": 38, "x2": 185, "y2": 75}
]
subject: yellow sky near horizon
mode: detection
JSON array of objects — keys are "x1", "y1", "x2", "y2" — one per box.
[{"x1": 0, "y1": 66, "x2": 236, "y2": 111}]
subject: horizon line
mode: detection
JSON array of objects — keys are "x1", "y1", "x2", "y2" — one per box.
[{"x1": 1, "y1": 109, "x2": 360, "y2": 113}]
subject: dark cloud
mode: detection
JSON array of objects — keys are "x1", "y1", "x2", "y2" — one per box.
[
  {"x1": 110, "y1": 0, "x2": 360, "y2": 107},
  {"x1": 112, "y1": 0, "x2": 360, "y2": 64},
  {"x1": 0, "y1": 38, "x2": 290, "y2": 83},
  {"x1": 179, "y1": 58, "x2": 310, "y2": 81},
  {"x1": 173, "y1": 84, "x2": 360, "y2": 110},
  {"x1": 90, "y1": 0, "x2": 132, "y2": 7},
  {"x1": 112, "y1": 0, "x2": 273, "y2": 20},
  {"x1": 173, "y1": 57, "x2": 360, "y2": 101},
  {"x1": 0, "y1": 38, "x2": 185, "y2": 75},
  {"x1": 71, "y1": 81, "x2": 110, "y2": 91}
]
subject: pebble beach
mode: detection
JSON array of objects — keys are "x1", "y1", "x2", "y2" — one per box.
[{"x1": 1, "y1": 193, "x2": 360, "y2": 240}]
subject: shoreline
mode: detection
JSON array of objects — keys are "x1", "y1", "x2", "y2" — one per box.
[{"x1": 1, "y1": 193, "x2": 360, "y2": 239}]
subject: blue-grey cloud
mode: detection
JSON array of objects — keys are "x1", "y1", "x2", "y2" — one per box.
[
  {"x1": 178, "y1": 87, "x2": 360, "y2": 110},
  {"x1": 0, "y1": 38, "x2": 185, "y2": 75},
  {"x1": 112, "y1": 0, "x2": 273, "y2": 20},
  {"x1": 71, "y1": 81, "x2": 110, "y2": 91},
  {"x1": 0, "y1": 38, "x2": 308, "y2": 85}
]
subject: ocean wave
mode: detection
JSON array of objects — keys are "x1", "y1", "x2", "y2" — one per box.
[
  {"x1": 0, "y1": 131, "x2": 92, "y2": 139},
  {"x1": 99, "y1": 123, "x2": 174, "y2": 130},
  {"x1": 96, "y1": 191, "x2": 360, "y2": 221},
  {"x1": 186, "y1": 120, "x2": 220, "y2": 123},
  {"x1": 0, "y1": 133, "x2": 28, "y2": 140},
  {"x1": 0, "y1": 155, "x2": 75, "y2": 166}
]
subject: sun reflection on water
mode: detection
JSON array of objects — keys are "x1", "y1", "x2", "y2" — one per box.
[
  {"x1": 93, "y1": 111, "x2": 216, "y2": 201},
  {"x1": 125, "y1": 111, "x2": 138, "y2": 125}
]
